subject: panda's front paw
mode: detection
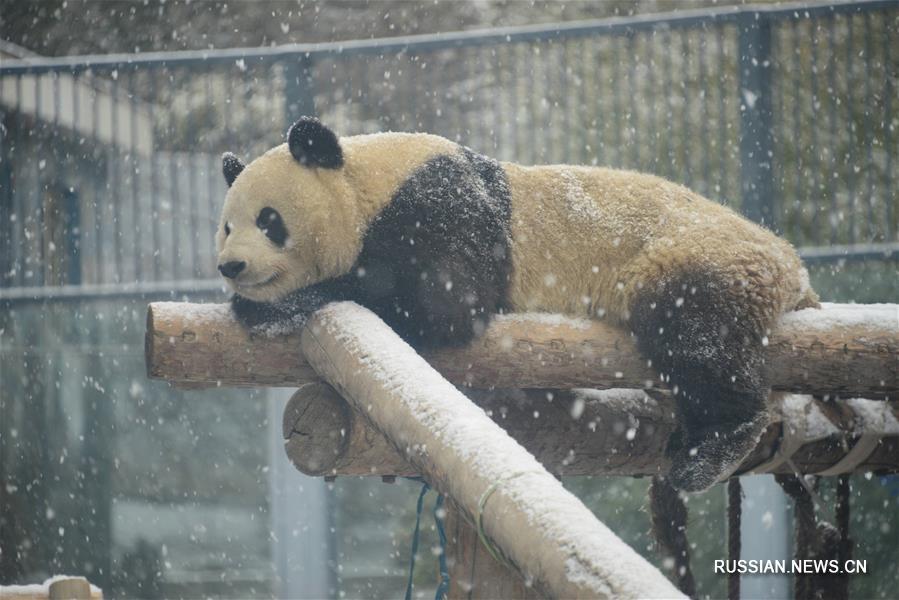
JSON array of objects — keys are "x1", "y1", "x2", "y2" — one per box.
[
  {"x1": 230, "y1": 294, "x2": 305, "y2": 336},
  {"x1": 231, "y1": 294, "x2": 272, "y2": 328},
  {"x1": 667, "y1": 414, "x2": 769, "y2": 492},
  {"x1": 250, "y1": 315, "x2": 310, "y2": 336}
]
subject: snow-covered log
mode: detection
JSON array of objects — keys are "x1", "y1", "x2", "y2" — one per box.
[
  {"x1": 299, "y1": 301, "x2": 682, "y2": 599},
  {"x1": 145, "y1": 302, "x2": 898, "y2": 397},
  {"x1": 283, "y1": 383, "x2": 899, "y2": 478},
  {"x1": 0, "y1": 576, "x2": 103, "y2": 600}
]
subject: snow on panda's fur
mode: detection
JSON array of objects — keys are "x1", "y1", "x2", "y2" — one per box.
[{"x1": 216, "y1": 117, "x2": 819, "y2": 492}]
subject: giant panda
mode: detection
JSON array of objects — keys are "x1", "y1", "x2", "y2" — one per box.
[{"x1": 216, "y1": 116, "x2": 819, "y2": 492}]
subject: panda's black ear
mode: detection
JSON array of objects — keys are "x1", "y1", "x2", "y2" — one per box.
[
  {"x1": 287, "y1": 117, "x2": 343, "y2": 169},
  {"x1": 222, "y1": 152, "x2": 245, "y2": 187}
]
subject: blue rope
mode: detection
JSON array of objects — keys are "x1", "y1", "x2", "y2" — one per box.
[
  {"x1": 404, "y1": 481, "x2": 451, "y2": 600},
  {"x1": 434, "y1": 493, "x2": 450, "y2": 600},
  {"x1": 405, "y1": 481, "x2": 430, "y2": 600}
]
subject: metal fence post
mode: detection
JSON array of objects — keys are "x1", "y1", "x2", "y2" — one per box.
[
  {"x1": 64, "y1": 187, "x2": 82, "y2": 285},
  {"x1": 0, "y1": 108, "x2": 12, "y2": 287},
  {"x1": 737, "y1": 12, "x2": 775, "y2": 227},
  {"x1": 284, "y1": 54, "x2": 316, "y2": 126}
]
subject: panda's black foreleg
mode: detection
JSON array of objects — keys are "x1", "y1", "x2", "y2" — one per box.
[
  {"x1": 363, "y1": 256, "x2": 502, "y2": 350},
  {"x1": 412, "y1": 259, "x2": 501, "y2": 349},
  {"x1": 631, "y1": 270, "x2": 771, "y2": 493}
]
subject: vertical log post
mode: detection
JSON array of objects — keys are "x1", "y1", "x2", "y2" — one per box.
[
  {"x1": 443, "y1": 500, "x2": 539, "y2": 599},
  {"x1": 48, "y1": 578, "x2": 92, "y2": 600}
]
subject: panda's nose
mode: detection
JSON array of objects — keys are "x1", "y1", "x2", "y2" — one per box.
[{"x1": 218, "y1": 261, "x2": 246, "y2": 279}]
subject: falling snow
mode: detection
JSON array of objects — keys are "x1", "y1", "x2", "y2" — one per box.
[{"x1": 1, "y1": 1, "x2": 897, "y2": 598}]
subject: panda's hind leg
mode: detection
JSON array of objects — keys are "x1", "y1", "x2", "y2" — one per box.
[{"x1": 630, "y1": 268, "x2": 772, "y2": 492}]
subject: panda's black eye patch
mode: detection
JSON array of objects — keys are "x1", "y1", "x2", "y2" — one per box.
[
  {"x1": 224, "y1": 222, "x2": 231, "y2": 236},
  {"x1": 256, "y1": 207, "x2": 288, "y2": 247}
]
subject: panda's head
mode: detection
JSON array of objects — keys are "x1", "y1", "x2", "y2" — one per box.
[{"x1": 216, "y1": 117, "x2": 361, "y2": 302}]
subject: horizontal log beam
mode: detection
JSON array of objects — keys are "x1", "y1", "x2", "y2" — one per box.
[
  {"x1": 146, "y1": 302, "x2": 899, "y2": 397},
  {"x1": 283, "y1": 384, "x2": 899, "y2": 478}
]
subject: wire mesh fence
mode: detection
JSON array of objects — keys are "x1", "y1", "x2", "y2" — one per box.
[{"x1": 1, "y1": 1, "x2": 896, "y2": 295}]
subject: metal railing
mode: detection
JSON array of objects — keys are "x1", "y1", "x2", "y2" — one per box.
[{"x1": 1, "y1": 0, "x2": 896, "y2": 301}]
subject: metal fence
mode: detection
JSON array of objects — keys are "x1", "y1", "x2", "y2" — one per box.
[{"x1": 1, "y1": 0, "x2": 897, "y2": 301}]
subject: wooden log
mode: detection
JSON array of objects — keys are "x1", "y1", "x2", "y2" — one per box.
[
  {"x1": 283, "y1": 384, "x2": 899, "y2": 478},
  {"x1": 145, "y1": 303, "x2": 319, "y2": 387},
  {"x1": 282, "y1": 382, "x2": 412, "y2": 476},
  {"x1": 0, "y1": 577, "x2": 102, "y2": 600},
  {"x1": 146, "y1": 302, "x2": 899, "y2": 397},
  {"x1": 282, "y1": 385, "x2": 671, "y2": 478},
  {"x1": 299, "y1": 301, "x2": 682, "y2": 599},
  {"x1": 48, "y1": 579, "x2": 91, "y2": 600}
]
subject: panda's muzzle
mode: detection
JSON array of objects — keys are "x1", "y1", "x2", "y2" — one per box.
[{"x1": 218, "y1": 261, "x2": 246, "y2": 279}]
